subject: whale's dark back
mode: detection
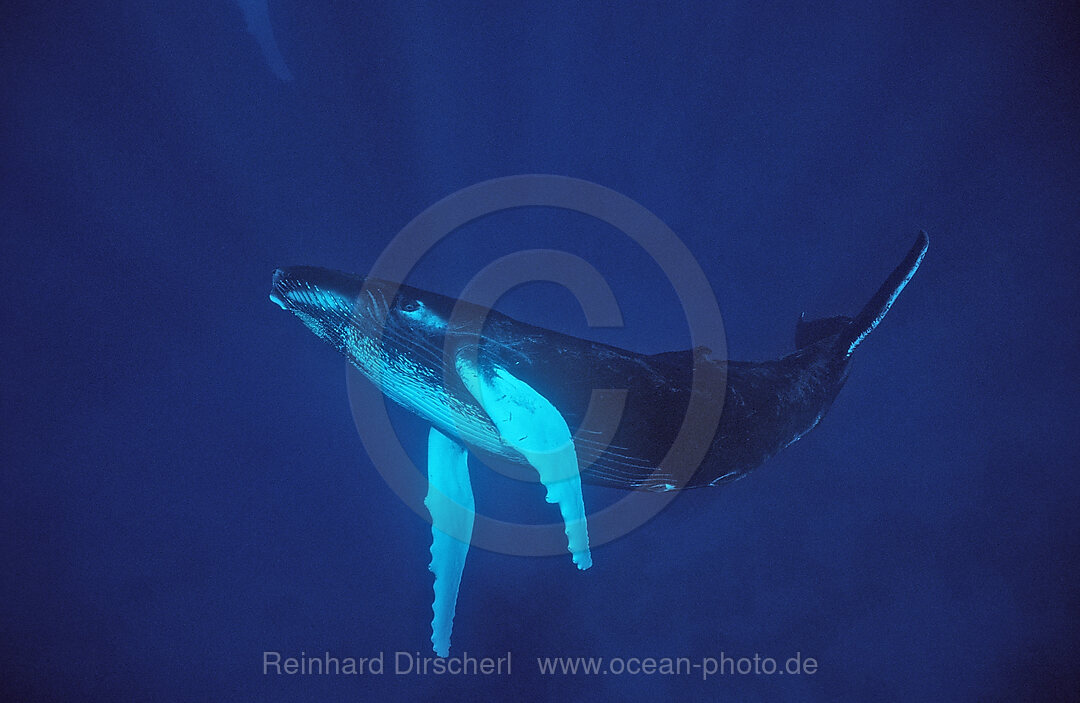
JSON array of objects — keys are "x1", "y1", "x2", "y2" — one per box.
[{"x1": 512, "y1": 233, "x2": 930, "y2": 491}]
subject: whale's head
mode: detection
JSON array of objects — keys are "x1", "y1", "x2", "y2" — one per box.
[{"x1": 271, "y1": 266, "x2": 459, "y2": 383}]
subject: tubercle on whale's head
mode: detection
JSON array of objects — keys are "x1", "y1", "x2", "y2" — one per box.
[
  {"x1": 271, "y1": 266, "x2": 362, "y2": 312},
  {"x1": 270, "y1": 266, "x2": 370, "y2": 344},
  {"x1": 270, "y1": 266, "x2": 455, "y2": 373}
]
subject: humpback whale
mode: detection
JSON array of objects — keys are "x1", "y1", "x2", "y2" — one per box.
[
  {"x1": 270, "y1": 232, "x2": 928, "y2": 654},
  {"x1": 233, "y1": 0, "x2": 293, "y2": 81}
]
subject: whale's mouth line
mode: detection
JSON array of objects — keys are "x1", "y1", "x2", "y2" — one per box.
[
  {"x1": 270, "y1": 268, "x2": 365, "y2": 319},
  {"x1": 270, "y1": 268, "x2": 457, "y2": 387},
  {"x1": 269, "y1": 269, "x2": 290, "y2": 310}
]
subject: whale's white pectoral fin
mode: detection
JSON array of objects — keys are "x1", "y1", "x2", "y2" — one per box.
[
  {"x1": 425, "y1": 426, "x2": 475, "y2": 658},
  {"x1": 526, "y1": 441, "x2": 593, "y2": 570},
  {"x1": 455, "y1": 356, "x2": 592, "y2": 570},
  {"x1": 427, "y1": 363, "x2": 590, "y2": 658}
]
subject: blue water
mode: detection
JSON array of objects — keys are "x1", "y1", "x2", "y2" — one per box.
[{"x1": 3, "y1": 2, "x2": 1078, "y2": 700}]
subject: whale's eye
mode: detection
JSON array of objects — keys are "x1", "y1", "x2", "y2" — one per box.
[{"x1": 401, "y1": 301, "x2": 420, "y2": 313}]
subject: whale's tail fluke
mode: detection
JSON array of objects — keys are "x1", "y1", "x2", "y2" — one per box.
[
  {"x1": 795, "y1": 313, "x2": 853, "y2": 349},
  {"x1": 839, "y1": 232, "x2": 929, "y2": 357}
]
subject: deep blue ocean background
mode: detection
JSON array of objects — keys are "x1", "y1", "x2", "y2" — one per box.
[{"x1": 3, "y1": 1, "x2": 1078, "y2": 700}]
